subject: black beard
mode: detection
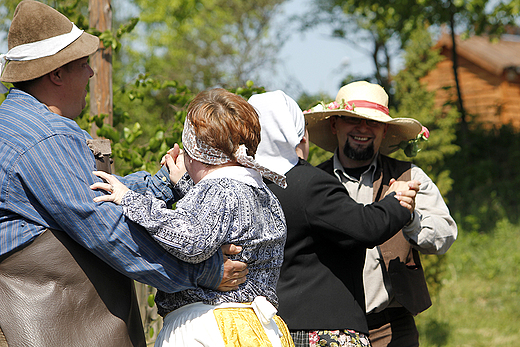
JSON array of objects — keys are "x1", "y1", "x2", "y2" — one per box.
[{"x1": 342, "y1": 140, "x2": 375, "y2": 161}]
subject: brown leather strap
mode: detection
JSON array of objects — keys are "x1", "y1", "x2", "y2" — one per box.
[
  {"x1": 372, "y1": 156, "x2": 414, "y2": 269},
  {"x1": 371, "y1": 155, "x2": 431, "y2": 315},
  {"x1": 0, "y1": 229, "x2": 145, "y2": 347}
]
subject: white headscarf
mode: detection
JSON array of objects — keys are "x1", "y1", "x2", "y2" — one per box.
[{"x1": 249, "y1": 90, "x2": 305, "y2": 176}]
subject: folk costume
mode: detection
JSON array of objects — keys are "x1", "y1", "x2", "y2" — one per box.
[
  {"x1": 250, "y1": 90, "x2": 412, "y2": 347},
  {"x1": 117, "y1": 116, "x2": 293, "y2": 347},
  {"x1": 0, "y1": 2, "x2": 222, "y2": 346},
  {"x1": 306, "y1": 81, "x2": 457, "y2": 347}
]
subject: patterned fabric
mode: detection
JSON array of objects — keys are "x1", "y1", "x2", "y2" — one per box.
[
  {"x1": 0, "y1": 88, "x2": 222, "y2": 292},
  {"x1": 120, "y1": 166, "x2": 287, "y2": 315},
  {"x1": 291, "y1": 330, "x2": 371, "y2": 347},
  {"x1": 182, "y1": 117, "x2": 230, "y2": 165},
  {"x1": 182, "y1": 117, "x2": 287, "y2": 188},
  {"x1": 291, "y1": 331, "x2": 310, "y2": 347}
]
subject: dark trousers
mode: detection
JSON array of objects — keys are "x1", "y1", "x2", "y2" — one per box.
[
  {"x1": 368, "y1": 312, "x2": 419, "y2": 347},
  {"x1": 367, "y1": 308, "x2": 419, "y2": 347}
]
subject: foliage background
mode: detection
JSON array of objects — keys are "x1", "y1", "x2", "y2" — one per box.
[{"x1": 1, "y1": 0, "x2": 520, "y2": 345}]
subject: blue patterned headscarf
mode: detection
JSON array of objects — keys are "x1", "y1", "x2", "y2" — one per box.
[{"x1": 182, "y1": 117, "x2": 287, "y2": 188}]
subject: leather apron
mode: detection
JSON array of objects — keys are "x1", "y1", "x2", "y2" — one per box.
[{"x1": 0, "y1": 139, "x2": 146, "y2": 347}]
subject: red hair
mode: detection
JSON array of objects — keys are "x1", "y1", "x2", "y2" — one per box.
[{"x1": 186, "y1": 88, "x2": 261, "y2": 160}]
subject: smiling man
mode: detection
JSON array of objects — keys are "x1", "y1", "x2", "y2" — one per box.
[{"x1": 305, "y1": 81, "x2": 457, "y2": 347}]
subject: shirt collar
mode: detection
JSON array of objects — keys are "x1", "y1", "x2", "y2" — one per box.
[
  {"x1": 332, "y1": 148, "x2": 379, "y2": 182},
  {"x1": 201, "y1": 165, "x2": 265, "y2": 188}
]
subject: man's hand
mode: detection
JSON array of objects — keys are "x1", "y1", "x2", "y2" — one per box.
[
  {"x1": 386, "y1": 178, "x2": 420, "y2": 214},
  {"x1": 217, "y1": 244, "x2": 248, "y2": 291}
]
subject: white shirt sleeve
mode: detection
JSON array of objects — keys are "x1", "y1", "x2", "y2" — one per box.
[{"x1": 401, "y1": 165, "x2": 458, "y2": 255}]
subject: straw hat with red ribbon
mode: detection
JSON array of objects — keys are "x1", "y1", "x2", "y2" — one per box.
[{"x1": 304, "y1": 81, "x2": 427, "y2": 156}]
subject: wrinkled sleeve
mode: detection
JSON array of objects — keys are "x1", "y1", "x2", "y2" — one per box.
[
  {"x1": 117, "y1": 168, "x2": 193, "y2": 205},
  {"x1": 304, "y1": 169, "x2": 411, "y2": 249},
  {"x1": 14, "y1": 135, "x2": 223, "y2": 292},
  {"x1": 120, "y1": 182, "x2": 234, "y2": 264},
  {"x1": 402, "y1": 165, "x2": 458, "y2": 254}
]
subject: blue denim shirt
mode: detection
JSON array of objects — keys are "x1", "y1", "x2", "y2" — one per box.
[{"x1": 0, "y1": 89, "x2": 222, "y2": 292}]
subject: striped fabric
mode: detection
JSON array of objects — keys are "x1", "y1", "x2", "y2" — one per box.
[{"x1": 0, "y1": 88, "x2": 222, "y2": 292}]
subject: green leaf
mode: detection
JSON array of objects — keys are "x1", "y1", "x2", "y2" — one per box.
[
  {"x1": 131, "y1": 154, "x2": 143, "y2": 168},
  {"x1": 148, "y1": 137, "x2": 163, "y2": 152},
  {"x1": 147, "y1": 293, "x2": 155, "y2": 307}
]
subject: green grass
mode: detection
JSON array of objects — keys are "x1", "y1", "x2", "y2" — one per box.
[{"x1": 416, "y1": 220, "x2": 520, "y2": 346}]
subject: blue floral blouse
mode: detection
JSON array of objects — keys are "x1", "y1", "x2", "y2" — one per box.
[{"x1": 120, "y1": 166, "x2": 287, "y2": 316}]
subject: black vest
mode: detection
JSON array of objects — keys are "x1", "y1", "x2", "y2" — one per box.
[{"x1": 318, "y1": 155, "x2": 432, "y2": 315}]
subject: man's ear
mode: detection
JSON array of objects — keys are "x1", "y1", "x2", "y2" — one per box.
[
  {"x1": 48, "y1": 67, "x2": 64, "y2": 86},
  {"x1": 329, "y1": 117, "x2": 338, "y2": 135},
  {"x1": 382, "y1": 124, "x2": 389, "y2": 138}
]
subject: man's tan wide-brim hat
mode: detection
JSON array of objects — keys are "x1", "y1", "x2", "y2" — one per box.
[
  {"x1": 305, "y1": 81, "x2": 422, "y2": 155},
  {"x1": 1, "y1": 0, "x2": 99, "y2": 83}
]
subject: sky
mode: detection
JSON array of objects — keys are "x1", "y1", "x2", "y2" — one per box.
[
  {"x1": 258, "y1": 0, "x2": 375, "y2": 101},
  {"x1": 0, "y1": 0, "x2": 374, "y2": 102},
  {"x1": 265, "y1": 0, "x2": 517, "y2": 101}
]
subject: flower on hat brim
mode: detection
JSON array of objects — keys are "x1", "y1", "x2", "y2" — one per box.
[
  {"x1": 393, "y1": 126, "x2": 430, "y2": 157},
  {"x1": 304, "y1": 100, "x2": 355, "y2": 114}
]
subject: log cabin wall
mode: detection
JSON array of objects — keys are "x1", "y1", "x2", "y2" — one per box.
[{"x1": 420, "y1": 34, "x2": 520, "y2": 129}]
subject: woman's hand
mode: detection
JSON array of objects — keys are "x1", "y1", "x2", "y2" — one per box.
[
  {"x1": 90, "y1": 171, "x2": 130, "y2": 205},
  {"x1": 161, "y1": 143, "x2": 187, "y2": 184}
]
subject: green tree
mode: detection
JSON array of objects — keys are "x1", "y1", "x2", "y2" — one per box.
[
  {"x1": 102, "y1": 0, "x2": 287, "y2": 161},
  {"x1": 391, "y1": 26, "x2": 460, "y2": 299},
  {"x1": 391, "y1": 26, "x2": 459, "y2": 197},
  {"x1": 445, "y1": 123, "x2": 520, "y2": 232},
  {"x1": 303, "y1": 0, "x2": 520, "y2": 114},
  {"x1": 301, "y1": 0, "x2": 429, "y2": 102},
  {"x1": 0, "y1": 0, "x2": 91, "y2": 31},
  {"x1": 119, "y1": 0, "x2": 285, "y2": 90}
]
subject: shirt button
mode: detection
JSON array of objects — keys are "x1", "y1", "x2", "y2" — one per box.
[{"x1": 161, "y1": 177, "x2": 167, "y2": 182}]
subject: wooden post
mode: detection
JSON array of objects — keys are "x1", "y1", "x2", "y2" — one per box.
[
  {"x1": 88, "y1": 2, "x2": 162, "y2": 344},
  {"x1": 89, "y1": 0, "x2": 113, "y2": 136}
]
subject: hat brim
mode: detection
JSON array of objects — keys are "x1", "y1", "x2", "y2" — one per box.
[
  {"x1": 305, "y1": 109, "x2": 422, "y2": 155},
  {"x1": 1, "y1": 31, "x2": 99, "y2": 83}
]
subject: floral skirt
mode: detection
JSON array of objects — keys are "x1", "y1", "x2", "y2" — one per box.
[{"x1": 290, "y1": 330, "x2": 371, "y2": 347}]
